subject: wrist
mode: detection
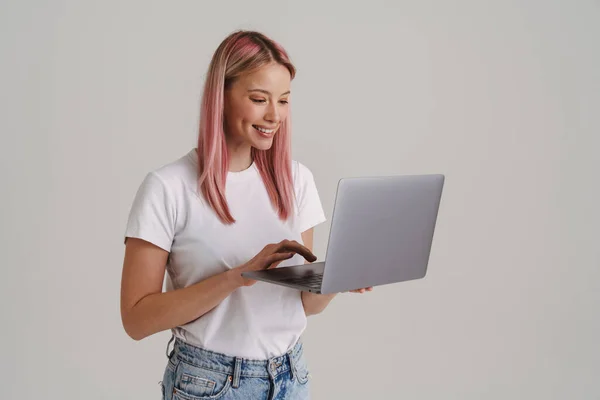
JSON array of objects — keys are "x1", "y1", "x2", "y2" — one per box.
[{"x1": 225, "y1": 268, "x2": 244, "y2": 289}]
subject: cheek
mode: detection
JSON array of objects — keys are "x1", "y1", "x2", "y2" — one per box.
[
  {"x1": 226, "y1": 100, "x2": 255, "y2": 127},
  {"x1": 238, "y1": 104, "x2": 263, "y2": 125}
]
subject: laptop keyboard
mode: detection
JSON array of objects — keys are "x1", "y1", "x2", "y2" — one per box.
[{"x1": 279, "y1": 273, "x2": 323, "y2": 289}]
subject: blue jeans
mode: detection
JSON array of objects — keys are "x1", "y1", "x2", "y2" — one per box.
[{"x1": 161, "y1": 336, "x2": 311, "y2": 399}]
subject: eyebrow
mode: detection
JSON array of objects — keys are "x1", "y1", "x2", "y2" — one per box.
[{"x1": 248, "y1": 89, "x2": 291, "y2": 96}]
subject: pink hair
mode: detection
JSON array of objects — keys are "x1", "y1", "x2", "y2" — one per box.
[{"x1": 196, "y1": 31, "x2": 296, "y2": 224}]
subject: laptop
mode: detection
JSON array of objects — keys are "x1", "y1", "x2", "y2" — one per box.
[{"x1": 241, "y1": 174, "x2": 445, "y2": 294}]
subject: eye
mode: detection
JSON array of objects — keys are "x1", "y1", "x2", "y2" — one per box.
[
  {"x1": 251, "y1": 98, "x2": 266, "y2": 104},
  {"x1": 279, "y1": 99, "x2": 289, "y2": 105}
]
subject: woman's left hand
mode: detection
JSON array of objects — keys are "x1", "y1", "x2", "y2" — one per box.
[{"x1": 349, "y1": 287, "x2": 373, "y2": 294}]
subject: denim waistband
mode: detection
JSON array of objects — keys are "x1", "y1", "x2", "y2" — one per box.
[{"x1": 169, "y1": 337, "x2": 304, "y2": 385}]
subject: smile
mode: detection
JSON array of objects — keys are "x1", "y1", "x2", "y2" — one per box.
[{"x1": 253, "y1": 125, "x2": 277, "y2": 136}]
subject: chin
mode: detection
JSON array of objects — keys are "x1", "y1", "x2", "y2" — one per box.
[
  {"x1": 247, "y1": 128, "x2": 276, "y2": 150},
  {"x1": 251, "y1": 137, "x2": 275, "y2": 151}
]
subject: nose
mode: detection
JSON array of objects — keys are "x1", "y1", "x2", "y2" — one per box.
[{"x1": 264, "y1": 103, "x2": 281, "y2": 124}]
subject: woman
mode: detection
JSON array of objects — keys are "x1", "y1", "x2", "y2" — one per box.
[{"x1": 121, "y1": 30, "x2": 371, "y2": 400}]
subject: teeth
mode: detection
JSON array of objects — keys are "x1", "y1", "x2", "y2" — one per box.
[{"x1": 255, "y1": 126, "x2": 275, "y2": 134}]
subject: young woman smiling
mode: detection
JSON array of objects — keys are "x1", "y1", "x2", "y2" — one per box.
[{"x1": 120, "y1": 30, "x2": 371, "y2": 400}]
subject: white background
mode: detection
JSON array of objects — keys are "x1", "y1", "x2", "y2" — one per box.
[{"x1": 1, "y1": 0, "x2": 599, "y2": 398}]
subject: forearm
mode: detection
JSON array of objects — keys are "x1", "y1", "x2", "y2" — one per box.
[
  {"x1": 123, "y1": 269, "x2": 242, "y2": 340},
  {"x1": 301, "y1": 291, "x2": 337, "y2": 316}
]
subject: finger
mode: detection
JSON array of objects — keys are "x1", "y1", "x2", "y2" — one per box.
[
  {"x1": 277, "y1": 240, "x2": 317, "y2": 262},
  {"x1": 268, "y1": 257, "x2": 289, "y2": 269},
  {"x1": 265, "y1": 252, "x2": 294, "y2": 267}
]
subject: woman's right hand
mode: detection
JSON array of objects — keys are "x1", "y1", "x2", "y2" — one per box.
[{"x1": 233, "y1": 240, "x2": 317, "y2": 286}]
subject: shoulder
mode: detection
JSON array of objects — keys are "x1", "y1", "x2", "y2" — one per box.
[
  {"x1": 152, "y1": 150, "x2": 197, "y2": 186},
  {"x1": 139, "y1": 150, "x2": 197, "y2": 193},
  {"x1": 131, "y1": 150, "x2": 197, "y2": 207},
  {"x1": 291, "y1": 160, "x2": 321, "y2": 201},
  {"x1": 289, "y1": 160, "x2": 326, "y2": 229},
  {"x1": 291, "y1": 160, "x2": 316, "y2": 185}
]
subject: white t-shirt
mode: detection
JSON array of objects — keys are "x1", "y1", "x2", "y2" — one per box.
[{"x1": 124, "y1": 149, "x2": 326, "y2": 359}]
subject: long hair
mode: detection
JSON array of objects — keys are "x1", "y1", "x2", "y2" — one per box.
[{"x1": 197, "y1": 30, "x2": 296, "y2": 224}]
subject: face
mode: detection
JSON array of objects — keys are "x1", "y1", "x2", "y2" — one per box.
[{"x1": 223, "y1": 62, "x2": 291, "y2": 152}]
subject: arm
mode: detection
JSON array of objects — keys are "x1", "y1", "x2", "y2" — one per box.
[
  {"x1": 120, "y1": 237, "x2": 314, "y2": 340},
  {"x1": 300, "y1": 228, "x2": 337, "y2": 316},
  {"x1": 120, "y1": 238, "x2": 243, "y2": 341}
]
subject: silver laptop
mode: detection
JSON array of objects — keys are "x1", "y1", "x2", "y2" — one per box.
[{"x1": 241, "y1": 174, "x2": 445, "y2": 294}]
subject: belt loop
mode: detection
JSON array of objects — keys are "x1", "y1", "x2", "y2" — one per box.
[
  {"x1": 165, "y1": 334, "x2": 175, "y2": 359},
  {"x1": 287, "y1": 351, "x2": 296, "y2": 380},
  {"x1": 232, "y1": 357, "x2": 242, "y2": 388}
]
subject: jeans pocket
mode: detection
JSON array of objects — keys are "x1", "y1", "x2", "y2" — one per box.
[
  {"x1": 173, "y1": 360, "x2": 232, "y2": 399},
  {"x1": 294, "y1": 353, "x2": 311, "y2": 385}
]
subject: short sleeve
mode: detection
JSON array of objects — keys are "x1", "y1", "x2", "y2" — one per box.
[
  {"x1": 124, "y1": 172, "x2": 176, "y2": 252},
  {"x1": 294, "y1": 162, "x2": 327, "y2": 233}
]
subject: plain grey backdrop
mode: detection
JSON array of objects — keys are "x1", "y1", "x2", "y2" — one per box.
[{"x1": 1, "y1": 0, "x2": 599, "y2": 398}]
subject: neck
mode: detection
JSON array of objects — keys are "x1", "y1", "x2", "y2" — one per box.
[{"x1": 226, "y1": 139, "x2": 253, "y2": 172}]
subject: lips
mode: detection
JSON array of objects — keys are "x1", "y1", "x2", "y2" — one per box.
[{"x1": 253, "y1": 125, "x2": 277, "y2": 137}]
